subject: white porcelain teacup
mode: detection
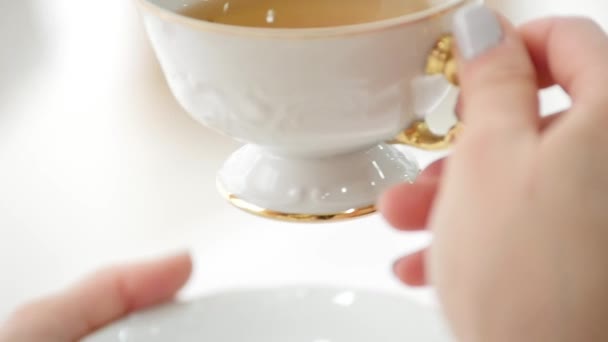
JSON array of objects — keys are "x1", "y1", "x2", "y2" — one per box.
[{"x1": 136, "y1": 0, "x2": 478, "y2": 221}]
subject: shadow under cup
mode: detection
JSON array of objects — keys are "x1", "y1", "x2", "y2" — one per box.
[{"x1": 136, "y1": 0, "x2": 471, "y2": 221}]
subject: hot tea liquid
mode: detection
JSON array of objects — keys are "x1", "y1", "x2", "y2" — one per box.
[{"x1": 180, "y1": 0, "x2": 436, "y2": 28}]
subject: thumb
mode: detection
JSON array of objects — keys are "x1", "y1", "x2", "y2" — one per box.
[
  {"x1": 454, "y1": 4, "x2": 540, "y2": 137},
  {"x1": 0, "y1": 252, "x2": 192, "y2": 342}
]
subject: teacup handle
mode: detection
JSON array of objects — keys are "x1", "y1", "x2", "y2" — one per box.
[{"x1": 393, "y1": 35, "x2": 462, "y2": 150}]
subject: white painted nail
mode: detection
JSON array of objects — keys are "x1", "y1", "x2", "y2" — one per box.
[{"x1": 453, "y1": 4, "x2": 503, "y2": 60}]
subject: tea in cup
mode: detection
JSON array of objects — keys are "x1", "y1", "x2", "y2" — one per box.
[{"x1": 181, "y1": 0, "x2": 441, "y2": 28}]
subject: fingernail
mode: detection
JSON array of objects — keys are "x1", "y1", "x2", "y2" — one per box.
[{"x1": 453, "y1": 4, "x2": 503, "y2": 60}]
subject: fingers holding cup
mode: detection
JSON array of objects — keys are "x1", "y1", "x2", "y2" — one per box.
[{"x1": 453, "y1": 4, "x2": 540, "y2": 137}]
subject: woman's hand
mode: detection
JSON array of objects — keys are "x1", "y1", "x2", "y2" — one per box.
[
  {"x1": 381, "y1": 5, "x2": 608, "y2": 341},
  {"x1": 0, "y1": 252, "x2": 191, "y2": 342}
]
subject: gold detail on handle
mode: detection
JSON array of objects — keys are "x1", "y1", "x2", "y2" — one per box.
[
  {"x1": 425, "y1": 35, "x2": 459, "y2": 86},
  {"x1": 392, "y1": 35, "x2": 461, "y2": 150},
  {"x1": 391, "y1": 120, "x2": 463, "y2": 150}
]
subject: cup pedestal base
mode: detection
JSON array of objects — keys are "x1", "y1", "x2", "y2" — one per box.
[{"x1": 216, "y1": 143, "x2": 420, "y2": 222}]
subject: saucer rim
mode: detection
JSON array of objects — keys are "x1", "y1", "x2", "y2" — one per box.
[{"x1": 84, "y1": 285, "x2": 445, "y2": 342}]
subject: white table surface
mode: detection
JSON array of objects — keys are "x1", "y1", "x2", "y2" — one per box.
[{"x1": 0, "y1": 0, "x2": 602, "y2": 321}]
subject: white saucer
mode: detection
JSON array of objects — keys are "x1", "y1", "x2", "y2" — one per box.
[{"x1": 84, "y1": 287, "x2": 452, "y2": 342}]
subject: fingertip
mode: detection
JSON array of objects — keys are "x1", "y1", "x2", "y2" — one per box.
[
  {"x1": 419, "y1": 158, "x2": 446, "y2": 182},
  {"x1": 163, "y1": 250, "x2": 194, "y2": 277},
  {"x1": 124, "y1": 251, "x2": 194, "y2": 310},
  {"x1": 165, "y1": 251, "x2": 194, "y2": 288},
  {"x1": 393, "y1": 251, "x2": 427, "y2": 287},
  {"x1": 379, "y1": 181, "x2": 436, "y2": 231}
]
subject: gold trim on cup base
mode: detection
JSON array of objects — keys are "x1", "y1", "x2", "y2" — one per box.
[{"x1": 217, "y1": 181, "x2": 377, "y2": 223}]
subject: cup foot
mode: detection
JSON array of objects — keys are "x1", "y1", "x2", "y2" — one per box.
[{"x1": 216, "y1": 144, "x2": 420, "y2": 222}]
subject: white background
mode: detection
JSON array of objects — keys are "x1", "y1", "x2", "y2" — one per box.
[{"x1": 0, "y1": 0, "x2": 604, "y2": 321}]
